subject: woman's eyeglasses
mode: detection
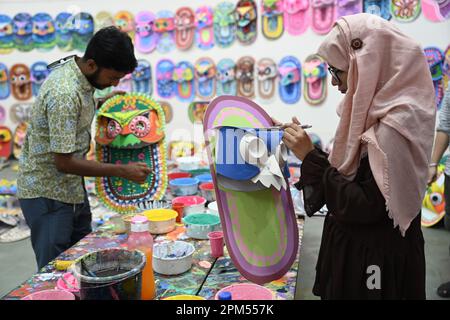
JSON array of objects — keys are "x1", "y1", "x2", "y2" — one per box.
[{"x1": 328, "y1": 66, "x2": 341, "y2": 84}]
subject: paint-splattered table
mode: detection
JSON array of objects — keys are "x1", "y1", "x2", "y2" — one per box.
[{"x1": 2, "y1": 218, "x2": 304, "y2": 300}]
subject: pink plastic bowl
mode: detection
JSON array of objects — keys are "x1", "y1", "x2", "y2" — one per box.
[
  {"x1": 214, "y1": 283, "x2": 274, "y2": 300},
  {"x1": 22, "y1": 289, "x2": 75, "y2": 300}
]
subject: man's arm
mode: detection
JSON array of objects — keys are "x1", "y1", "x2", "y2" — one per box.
[{"x1": 54, "y1": 153, "x2": 151, "y2": 185}]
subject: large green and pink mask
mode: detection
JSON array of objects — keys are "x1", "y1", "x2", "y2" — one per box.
[{"x1": 95, "y1": 93, "x2": 168, "y2": 213}]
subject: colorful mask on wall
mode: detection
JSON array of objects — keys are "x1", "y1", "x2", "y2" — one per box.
[
  {"x1": 95, "y1": 11, "x2": 114, "y2": 32},
  {"x1": 303, "y1": 54, "x2": 327, "y2": 105},
  {"x1": 31, "y1": 61, "x2": 50, "y2": 97},
  {"x1": 422, "y1": 162, "x2": 446, "y2": 227},
  {"x1": 203, "y1": 96, "x2": 298, "y2": 284},
  {"x1": 70, "y1": 12, "x2": 94, "y2": 52},
  {"x1": 214, "y1": 2, "x2": 237, "y2": 48},
  {"x1": 0, "y1": 126, "x2": 12, "y2": 160},
  {"x1": 13, "y1": 13, "x2": 33, "y2": 52},
  {"x1": 421, "y1": 0, "x2": 447, "y2": 21},
  {"x1": 257, "y1": 58, "x2": 277, "y2": 99},
  {"x1": 134, "y1": 11, "x2": 158, "y2": 53},
  {"x1": 132, "y1": 59, "x2": 152, "y2": 95},
  {"x1": 55, "y1": 12, "x2": 73, "y2": 51},
  {"x1": 216, "y1": 58, "x2": 237, "y2": 96},
  {"x1": 173, "y1": 61, "x2": 196, "y2": 103},
  {"x1": 363, "y1": 0, "x2": 392, "y2": 20},
  {"x1": 283, "y1": 0, "x2": 310, "y2": 36},
  {"x1": 336, "y1": 0, "x2": 363, "y2": 17},
  {"x1": 32, "y1": 13, "x2": 56, "y2": 51},
  {"x1": 390, "y1": 0, "x2": 421, "y2": 22},
  {"x1": 13, "y1": 122, "x2": 28, "y2": 160},
  {"x1": 175, "y1": 7, "x2": 195, "y2": 50},
  {"x1": 157, "y1": 101, "x2": 173, "y2": 123},
  {"x1": 95, "y1": 93, "x2": 168, "y2": 213},
  {"x1": 168, "y1": 140, "x2": 195, "y2": 161},
  {"x1": 0, "y1": 63, "x2": 10, "y2": 100},
  {"x1": 195, "y1": 57, "x2": 216, "y2": 100},
  {"x1": 437, "y1": 0, "x2": 450, "y2": 19},
  {"x1": 154, "y1": 11, "x2": 175, "y2": 53},
  {"x1": 261, "y1": 0, "x2": 284, "y2": 40},
  {"x1": 114, "y1": 11, "x2": 135, "y2": 40},
  {"x1": 10, "y1": 103, "x2": 32, "y2": 124},
  {"x1": 278, "y1": 56, "x2": 301, "y2": 104},
  {"x1": 0, "y1": 15, "x2": 14, "y2": 54},
  {"x1": 424, "y1": 46, "x2": 445, "y2": 109},
  {"x1": 188, "y1": 101, "x2": 209, "y2": 124},
  {"x1": 156, "y1": 59, "x2": 175, "y2": 99},
  {"x1": 236, "y1": 57, "x2": 255, "y2": 98},
  {"x1": 235, "y1": 0, "x2": 258, "y2": 45},
  {"x1": 195, "y1": 6, "x2": 215, "y2": 50},
  {"x1": 10, "y1": 64, "x2": 32, "y2": 101},
  {"x1": 311, "y1": 0, "x2": 337, "y2": 35}
]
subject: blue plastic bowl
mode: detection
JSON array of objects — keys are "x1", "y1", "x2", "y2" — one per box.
[
  {"x1": 195, "y1": 174, "x2": 213, "y2": 184},
  {"x1": 169, "y1": 178, "x2": 200, "y2": 196}
]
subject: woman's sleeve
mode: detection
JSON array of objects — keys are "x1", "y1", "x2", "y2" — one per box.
[{"x1": 294, "y1": 148, "x2": 387, "y2": 224}]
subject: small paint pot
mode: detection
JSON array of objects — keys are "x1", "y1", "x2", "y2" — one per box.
[
  {"x1": 177, "y1": 156, "x2": 201, "y2": 171},
  {"x1": 153, "y1": 241, "x2": 195, "y2": 275},
  {"x1": 163, "y1": 295, "x2": 206, "y2": 300},
  {"x1": 207, "y1": 201, "x2": 218, "y2": 215},
  {"x1": 214, "y1": 283, "x2": 274, "y2": 300},
  {"x1": 183, "y1": 213, "x2": 221, "y2": 240},
  {"x1": 168, "y1": 172, "x2": 192, "y2": 181},
  {"x1": 195, "y1": 173, "x2": 213, "y2": 183},
  {"x1": 172, "y1": 196, "x2": 206, "y2": 215},
  {"x1": 143, "y1": 209, "x2": 178, "y2": 234},
  {"x1": 169, "y1": 178, "x2": 199, "y2": 196},
  {"x1": 199, "y1": 182, "x2": 216, "y2": 202},
  {"x1": 122, "y1": 214, "x2": 136, "y2": 234},
  {"x1": 22, "y1": 289, "x2": 75, "y2": 300}
]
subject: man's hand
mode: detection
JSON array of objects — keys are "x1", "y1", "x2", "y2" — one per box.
[
  {"x1": 282, "y1": 117, "x2": 314, "y2": 161},
  {"x1": 120, "y1": 162, "x2": 152, "y2": 185}
]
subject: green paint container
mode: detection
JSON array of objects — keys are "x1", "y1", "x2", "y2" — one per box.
[{"x1": 182, "y1": 214, "x2": 221, "y2": 239}]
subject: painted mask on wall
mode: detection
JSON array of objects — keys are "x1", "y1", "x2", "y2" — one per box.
[
  {"x1": 134, "y1": 11, "x2": 158, "y2": 53},
  {"x1": 235, "y1": 0, "x2": 258, "y2": 44},
  {"x1": 13, "y1": 13, "x2": 33, "y2": 52},
  {"x1": 70, "y1": 12, "x2": 94, "y2": 52},
  {"x1": 175, "y1": 7, "x2": 195, "y2": 50},
  {"x1": 236, "y1": 56, "x2": 256, "y2": 98},
  {"x1": 132, "y1": 59, "x2": 152, "y2": 95},
  {"x1": 154, "y1": 11, "x2": 175, "y2": 53},
  {"x1": 55, "y1": 12, "x2": 72, "y2": 51},
  {"x1": 195, "y1": 57, "x2": 216, "y2": 100},
  {"x1": 214, "y1": 2, "x2": 237, "y2": 48},
  {"x1": 32, "y1": 13, "x2": 56, "y2": 51},
  {"x1": 156, "y1": 59, "x2": 175, "y2": 99},
  {"x1": 195, "y1": 6, "x2": 215, "y2": 50},
  {"x1": 0, "y1": 15, "x2": 14, "y2": 53},
  {"x1": 257, "y1": 58, "x2": 277, "y2": 99},
  {"x1": 216, "y1": 58, "x2": 237, "y2": 96},
  {"x1": 114, "y1": 11, "x2": 135, "y2": 40},
  {"x1": 10, "y1": 64, "x2": 32, "y2": 101},
  {"x1": 0, "y1": 126, "x2": 12, "y2": 160},
  {"x1": 173, "y1": 61, "x2": 196, "y2": 103},
  {"x1": 31, "y1": 61, "x2": 50, "y2": 97},
  {"x1": 0, "y1": 63, "x2": 10, "y2": 100}
]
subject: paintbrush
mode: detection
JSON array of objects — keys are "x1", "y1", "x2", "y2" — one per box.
[{"x1": 268, "y1": 124, "x2": 312, "y2": 130}]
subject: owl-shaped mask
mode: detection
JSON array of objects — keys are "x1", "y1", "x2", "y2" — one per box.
[
  {"x1": 114, "y1": 11, "x2": 135, "y2": 39},
  {"x1": 31, "y1": 61, "x2": 50, "y2": 97},
  {"x1": 32, "y1": 13, "x2": 56, "y2": 51},
  {"x1": 235, "y1": 0, "x2": 258, "y2": 44},
  {"x1": 95, "y1": 93, "x2": 168, "y2": 213},
  {"x1": 55, "y1": 12, "x2": 73, "y2": 51},
  {"x1": 70, "y1": 12, "x2": 94, "y2": 52},
  {"x1": 134, "y1": 11, "x2": 158, "y2": 53},
  {"x1": 154, "y1": 11, "x2": 175, "y2": 54},
  {"x1": 422, "y1": 163, "x2": 446, "y2": 227},
  {"x1": 13, "y1": 13, "x2": 33, "y2": 52}
]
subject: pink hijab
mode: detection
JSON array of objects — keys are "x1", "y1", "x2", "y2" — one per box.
[{"x1": 317, "y1": 13, "x2": 436, "y2": 236}]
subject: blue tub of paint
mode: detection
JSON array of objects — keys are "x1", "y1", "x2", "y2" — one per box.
[
  {"x1": 169, "y1": 178, "x2": 200, "y2": 196},
  {"x1": 195, "y1": 173, "x2": 213, "y2": 184}
]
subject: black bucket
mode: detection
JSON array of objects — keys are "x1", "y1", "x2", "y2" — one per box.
[{"x1": 70, "y1": 248, "x2": 146, "y2": 300}]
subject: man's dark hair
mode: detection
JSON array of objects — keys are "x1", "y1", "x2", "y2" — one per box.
[{"x1": 83, "y1": 26, "x2": 137, "y2": 73}]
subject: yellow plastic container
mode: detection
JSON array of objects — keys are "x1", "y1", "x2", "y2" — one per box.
[
  {"x1": 143, "y1": 209, "x2": 178, "y2": 234},
  {"x1": 163, "y1": 295, "x2": 206, "y2": 300}
]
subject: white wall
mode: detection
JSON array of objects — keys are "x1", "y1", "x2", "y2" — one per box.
[{"x1": 0, "y1": 0, "x2": 449, "y2": 150}]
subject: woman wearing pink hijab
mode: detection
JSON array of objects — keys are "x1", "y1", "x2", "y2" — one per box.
[{"x1": 281, "y1": 13, "x2": 436, "y2": 299}]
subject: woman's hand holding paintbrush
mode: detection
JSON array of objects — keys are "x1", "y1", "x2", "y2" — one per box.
[{"x1": 272, "y1": 116, "x2": 315, "y2": 161}]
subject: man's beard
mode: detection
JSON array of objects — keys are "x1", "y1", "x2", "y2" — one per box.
[{"x1": 85, "y1": 68, "x2": 107, "y2": 90}]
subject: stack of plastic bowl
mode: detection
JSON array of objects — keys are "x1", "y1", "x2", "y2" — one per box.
[
  {"x1": 169, "y1": 178, "x2": 200, "y2": 196},
  {"x1": 199, "y1": 182, "x2": 216, "y2": 202},
  {"x1": 172, "y1": 195, "x2": 206, "y2": 216}
]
